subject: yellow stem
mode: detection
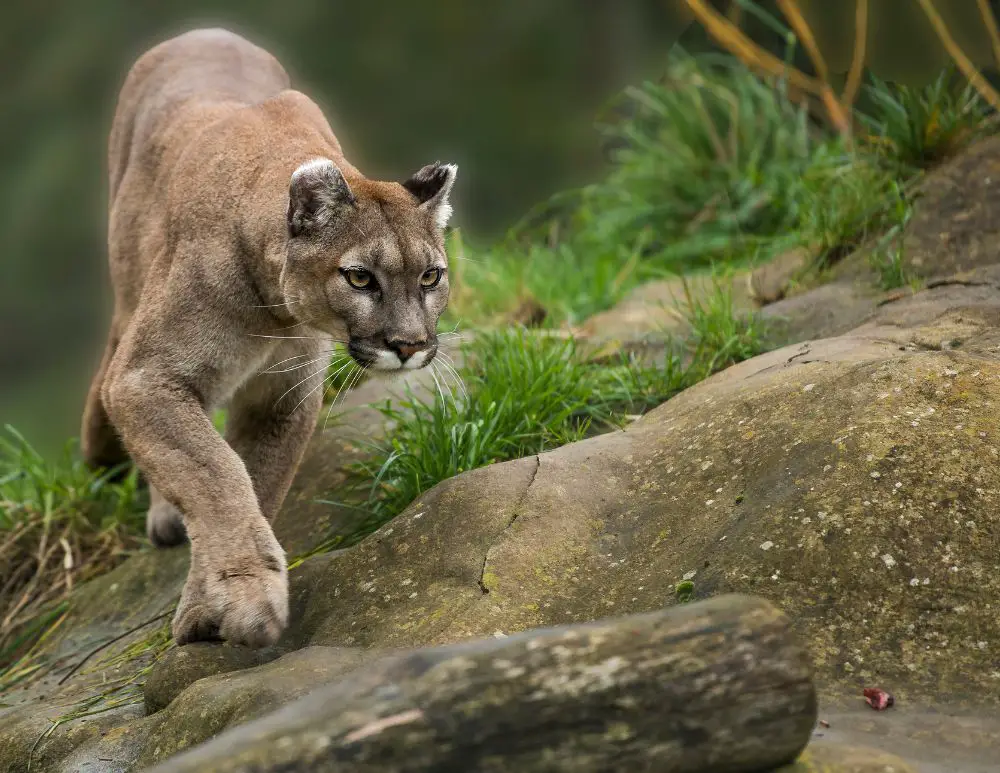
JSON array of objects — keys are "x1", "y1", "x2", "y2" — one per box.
[
  {"x1": 914, "y1": 0, "x2": 1000, "y2": 113},
  {"x1": 841, "y1": 0, "x2": 869, "y2": 111},
  {"x1": 683, "y1": 0, "x2": 822, "y2": 97},
  {"x1": 976, "y1": 0, "x2": 1000, "y2": 71}
]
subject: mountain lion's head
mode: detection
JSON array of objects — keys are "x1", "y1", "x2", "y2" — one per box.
[{"x1": 281, "y1": 158, "x2": 457, "y2": 372}]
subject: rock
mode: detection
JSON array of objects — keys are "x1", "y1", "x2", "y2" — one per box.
[
  {"x1": 8, "y1": 272, "x2": 1000, "y2": 769},
  {"x1": 760, "y1": 281, "x2": 880, "y2": 346},
  {"x1": 748, "y1": 247, "x2": 812, "y2": 304},
  {"x1": 137, "y1": 646, "x2": 383, "y2": 769},
  {"x1": 143, "y1": 643, "x2": 280, "y2": 714},
  {"x1": 780, "y1": 741, "x2": 917, "y2": 773},
  {"x1": 281, "y1": 332, "x2": 1000, "y2": 702},
  {"x1": 833, "y1": 136, "x2": 1000, "y2": 283},
  {"x1": 802, "y1": 700, "x2": 1000, "y2": 773},
  {"x1": 148, "y1": 595, "x2": 817, "y2": 773}
]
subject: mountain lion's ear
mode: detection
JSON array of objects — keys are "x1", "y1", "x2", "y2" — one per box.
[
  {"x1": 287, "y1": 158, "x2": 356, "y2": 237},
  {"x1": 402, "y1": 162, "x2": 458, "y2": 229}
]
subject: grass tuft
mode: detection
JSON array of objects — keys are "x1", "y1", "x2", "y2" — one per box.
[
  {"x1": 867, "y1": 182, "x2": 916, "y2": 291},
  {"x1": 681, "y1": 273, "x2": 767, "y2": 370},
  {"x1": 0, "y1": 427, "x2": 145, "y2": 674},
  {"x1": 860, "y1": 67, "x2": 993, "y2": 172}
]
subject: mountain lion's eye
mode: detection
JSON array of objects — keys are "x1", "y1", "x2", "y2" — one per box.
[
  {"x1": 342, "y1": 268, "x2": 373, "y2": 290},
  {"x1": 420, "y1": 268, "x2": 442, "y2": 288}
]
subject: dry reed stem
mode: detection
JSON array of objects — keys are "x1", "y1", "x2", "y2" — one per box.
[
  {"x1": 977, "y1": 0, "x2": 1000, "y2": 71},
  {"x1": 841, "y1": 0, "x2": 869, "y2": 112},
  {"x1": 683, "y1": 0, "x2": 821, "y2": 96},
  {"x1": 776, "y1": 0, "x2": 851, "y2": 134},
  {"x1": 684, "y1": 0, "x2": 850, "y2": 133},
  {"x1": 915, "y1": 0, "x2": 1000, "y2": 113}
]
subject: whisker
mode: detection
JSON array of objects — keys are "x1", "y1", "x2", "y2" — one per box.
[
  {"x1": 324, "y1": 364, "x2": 365, "y2": 430},
  {"x1": 435, "y1": 357, "x2": 462, "y2": 398},
  {"x1": 438, "y1": 362, "x2": 464, "y2": 405},
  {"x1": 250, "y1": 334, "x2": 335, "y2": 341},
  {"x1": 263, "y1": 349, "x2": 340, "y2": 373},
  {"x1": 436, "y1": 352, "x2": 469, "y2": 402},
  {"x1": 262, "y1": 355, "x2": 338, "y2": 376},
  {"x1": 324, "y1": 361, "x2": 360, "y2": 414},
  {"x1": 288, "y1": 369, "x2": 338, "y2": 416},
  {"x1": 251, "y1": 298, "x2": 301, "y2": 309},
  {"x1": 272, "y1": 318, "x2": 317, "y2": 331},
  {"x1": 324, "y1": 359, "x2": 355, "y2": 395},
  {"x1": 274, "y1": 363, "x2": 332, "y2": 408},
  {"x1": 427, "y1": 362, "x2": 447, "y2": 408}
]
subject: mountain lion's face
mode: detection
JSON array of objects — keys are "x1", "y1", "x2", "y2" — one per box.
[{"x1": 281, "y1": 159, "x2": 456, "y2": 372}]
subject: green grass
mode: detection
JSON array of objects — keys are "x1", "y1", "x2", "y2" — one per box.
[
  {"x1": 860, "y1": 67, "x2": 992, "y2": 173},
  {"x1": 0, "y1": 427, "x2": 146, "y2": 673},
  {"x1": 579, "y1": 50, "x2": 820, "y2": 260},
  {"x1": 867, "y1": 182, "x2": 916, "y2": 291},
  {"x1": 681, "y1": 273, "x2": 768, "y2": 370},
  {"x1": 345, "y1": 330, "x2": 684, "y2": 532}
]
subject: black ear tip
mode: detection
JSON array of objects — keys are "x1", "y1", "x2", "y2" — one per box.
[{"x1": 402, "y1": 161, "x2": 457, "y2": 204}]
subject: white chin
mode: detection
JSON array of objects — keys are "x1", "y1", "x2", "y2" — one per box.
[
  {"x1": 367, "y1": 349, "x2": 430, "y2": 372},
  {"x1": 404, "y1": 350, "x2": 430, "y2": 370},
  {"x1": 370, "y1": 351, "x2": 404, "y2": 372}
]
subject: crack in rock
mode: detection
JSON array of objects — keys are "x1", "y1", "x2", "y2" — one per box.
[
  {"x1": 477, "y1": 454, "x2": 541, "y2": 594},
  {"x1": 784, "y1": 344, "x2": 812, "y2": 366},
  {"x1": 925, "y1": 278, "x2": 998, "y2": 290}
]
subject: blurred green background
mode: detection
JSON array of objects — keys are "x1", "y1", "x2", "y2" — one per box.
[{"x1": 1, "y1": 0, "x2": 995, "y2": 452}]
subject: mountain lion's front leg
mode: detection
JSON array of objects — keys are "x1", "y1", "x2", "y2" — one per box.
[{"x1": 103, "y1": 332, "x2": 288, "y2": 648}]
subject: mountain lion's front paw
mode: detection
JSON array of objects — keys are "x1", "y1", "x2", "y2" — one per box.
[{"x1": 173, "y1": 549, "x2": 289, "y2": 648}]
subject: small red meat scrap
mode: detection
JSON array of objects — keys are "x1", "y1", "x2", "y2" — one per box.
[{"x1": 863, "y1": 687, "x2": 894, "y2": 710}]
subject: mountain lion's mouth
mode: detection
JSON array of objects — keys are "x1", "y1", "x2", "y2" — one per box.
[{"x1": 347, "y1": 342, "x2": 435, "y2": 372}]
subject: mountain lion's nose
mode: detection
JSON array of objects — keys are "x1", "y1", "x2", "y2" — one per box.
[{"x1": 387, "y1": 339, "x2": 426, "y2": 362}]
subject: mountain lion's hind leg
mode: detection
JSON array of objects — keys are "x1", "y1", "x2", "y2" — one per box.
[
  {"x1": 146, "y1": 485, "x2": 187, "y2": 547},
  {"x1": 81, "y1": 332, "x2": 129, "y2": 473}
]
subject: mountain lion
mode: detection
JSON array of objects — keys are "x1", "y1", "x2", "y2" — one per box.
[{"x1": 80, "y1": 28, "x2": 457, "y2": 647}]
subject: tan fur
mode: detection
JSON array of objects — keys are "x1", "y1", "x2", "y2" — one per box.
[{"x1": 81, "y1": 29, "x2": 457, "y2": 647}]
